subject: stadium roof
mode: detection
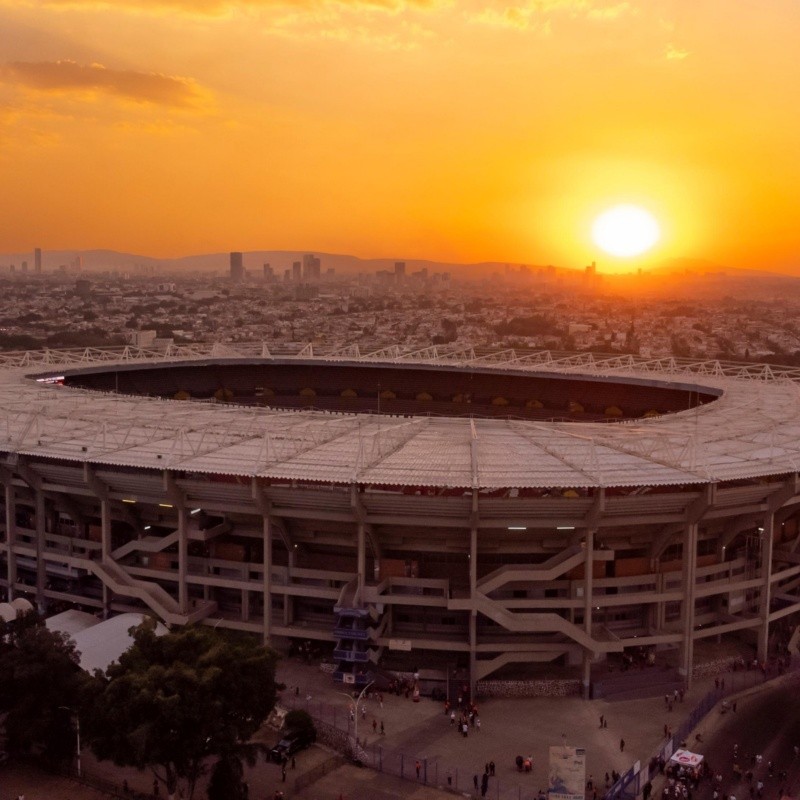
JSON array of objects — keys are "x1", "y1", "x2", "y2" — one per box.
[{"x1": 1, "y1": 342, "x2": 799, "y2": 489}]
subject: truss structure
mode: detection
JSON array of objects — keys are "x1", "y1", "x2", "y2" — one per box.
[{"x1": 1, "y1": 342, "x2": 799, "y2": 488}]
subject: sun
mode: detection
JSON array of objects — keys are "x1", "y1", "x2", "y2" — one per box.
[{"x1": 591, "y1": 204, "x2": 660, "y2": 258}]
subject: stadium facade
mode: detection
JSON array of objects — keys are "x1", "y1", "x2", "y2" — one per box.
[{"x1": 2, "y1": 342, "x2": 800, "y2": 697}]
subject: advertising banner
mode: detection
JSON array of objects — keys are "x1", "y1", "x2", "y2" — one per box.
[{"x1": 549, "y1": 745, "x2": 586, "y2": 800}]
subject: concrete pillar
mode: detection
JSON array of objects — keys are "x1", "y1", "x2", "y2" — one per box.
[
  {"x1": 679, "y1": 522, "x2": 698, "y2": 685},
  {"x1": 357, "y1": 521, "x2": 366, "y2": 596},
  {"x1": 757, "y1": 512, "x2": 775, "y2": 662},
  {"x1": 262, "y1": 514, "x2": 272, "y2": 646},
  {"x1": 5, "y1": 482, "x2": 16, "y2": 601},
  {"x1": 35, "y1": 490, "x2": 46, "y2": 612},
  {"x1": 469, "y1": 524, "x2": 478, "y2": 700},
  {"x1": 284, "y1": 546, "x2": 295, "y2": 626},
  {"x1": 101, "y1": 499, "x2": 112, "y2": 617},
  {"x1": 178, "y1": 507, "x2": 188, "y2": 614},
  {"x1": 582, "y1": 528, "x2": 595, "y2": 698}
]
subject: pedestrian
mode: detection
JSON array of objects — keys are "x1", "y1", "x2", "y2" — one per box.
[
  {"x1": 474, "y1": 774, "x2": 479, "y2": 791},
  {"x1": 665, "y1": 693, "x2": 670, "y2": 706},
  {"x1": 361, "y1": 705, "x2": 366, "y2": 720},
  {"x1": 153, "y1": 780, "x2": 160, "y2": 798},
  {"x1": 291, "y1": 756, "x2": 296, "y2": 769},
  {"x1": 450, "y1": 710, "x2": 456, "y2": 725},
  {"x1": 380, "y1": 720, "x2": 385, "y2": 735},
  {"x1": 281, "y1": 767, "x2": 286, "y2": 783},
  {"x1": 447, "y1": 769, "x2": 452, "y2": 787},
  {"x1": 372, "y1": 719, "x2": 377, "y2": 733},
  {"x1": 416, "y1": 760, "x2": 421, "y2": 779},
  {"x1": 490, "y1": 760, "x2": 496, "y2": 776},
  {"x1": 604, "y1": 718, "x2": 608, "y2": 729},
  {"x1": 600, "y1": 714, "x2": 605, "y2": 728},
  {"x1": 643, "y1": 782, "x2": 652, "y2": 800},
  {"x1": 620, "y1": 739, "x2": 625, "y2": 753},
  {"x1": 715, "y1": 678, "x2": 719, "y2": 690},
  {"x1": 476, "y1": 717, "x2": 481, "y2": 732}
]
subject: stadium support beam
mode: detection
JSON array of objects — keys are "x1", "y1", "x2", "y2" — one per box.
[
  {"x1": 262, "y1": 514, "x2": 272, "y2": 646},
  {"x1": 101, "y1": 499, "x2": 111, "y2": 617},
  {"x1": 469, "y1": 489, "x2": 479, "y2": 700},
  {"x1": 3, "y1": 478, "x2": 17, "y2": 600},
  {"x1": 757, "y1": 510, "x2": 774, "y2": 662},
  {"x1": 163, "y1": 472, "x2": 188, "y2": 615},
  {"x1": 35, "y1": 488, "x2": 45, "y2": 613},
  {"x1": 251, "y1": 480, "x2": 275, "y2": 646},
  {"x1": 679, "y1": 521, "x2": 698, "y2": 686},
  {"x1": 582, "y1": 526, "x2": 595, "y2": 699}
]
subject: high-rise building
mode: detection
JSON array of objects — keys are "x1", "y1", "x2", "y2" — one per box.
[
  {"x1": 263, "y1": 262, "x2": 274, "y2": 281},
  {"x1": 394, "y1": 262, "x2": 406, "y2": 283},
  {"x1": 302, "y1": 254, "x2": 321, "y2": 281},
  {"x1": 34, "y1": 248, "x2": 42, "y2": 273},
  {"x1": 292, "y1": 261, "x2": 302, "y2": 282},
  {"x1": 230, "y1": 252, "x2": 244, "y2": 282}
]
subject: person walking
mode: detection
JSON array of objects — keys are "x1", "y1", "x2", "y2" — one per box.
[
  {"x1": 474, "y1": 774, "x2": 479, "y2": 791},
  {"x1": 416, "y1": 760, "x2": 421, "y2": 779},
  {"x1": 620, "y1": 739, "x2": 625, "y2": 752}
]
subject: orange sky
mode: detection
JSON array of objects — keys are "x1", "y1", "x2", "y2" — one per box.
[{"x1": 1, "y1": 0, "x2": 799, "y2": 273}]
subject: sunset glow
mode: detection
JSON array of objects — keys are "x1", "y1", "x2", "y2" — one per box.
[
  {"x1": 1, "y1": 1, "x2": 799, "y2": 272},
  {"x1": 592, "y1": 206, "x2": 661, "y2": 259}
]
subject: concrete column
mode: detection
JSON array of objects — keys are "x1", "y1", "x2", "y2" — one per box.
[
  {"x1": 679, "y1": 522, "x2": 698, "y2": 685},
  {"x1": 357, "y1": 521, "x2": 366, "y2": 596},
  {"x1": 469, "y1": 524, "x2": 478, "y2": 700},
  {"x1": 178, "y1": 507, "x2": 188, "y2": 614},
  {"x1": 101, "y1": 499, "x2": 112, "y2": 617},
  {"x1": 757, "y1": 512, "x2": 775, "y2": 662},
  {"x1": 35, "y1": 490, "x2": 46, "y2": 612},
  {"x1": 262, "y1": 515, "x2": 272, "y2": 646},
  {"x1": 5, "y1": 482, "x2": 16, "y2": 601},
  {"x1": 284, "y1": 546, "x2": 295, "y2": 626},
  {"x1": 582, "y1": 528, "x2": 595, "y2": 698},
  {"x1": 241, "y1": 589, "x2": 250, "y2": 622}
]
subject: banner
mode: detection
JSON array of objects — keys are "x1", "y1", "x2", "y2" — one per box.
[{"x1": 549, "y1": 745, "x2": 586, "y2": 800}]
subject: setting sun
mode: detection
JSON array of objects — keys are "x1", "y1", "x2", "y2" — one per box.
[{"x1": 592, "y1": 205, "x2": 661, "y2": 258}]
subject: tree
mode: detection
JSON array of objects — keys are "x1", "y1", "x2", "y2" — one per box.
[
  {"x1": 0, "y1": 611, "x2": 97, "y2": 765},
  {"x1": 87, "y1": 621, "x2": 278, "y2": 800},
  {"x1": 284, "y1": 709, "x2": 315, "y2": 736}
]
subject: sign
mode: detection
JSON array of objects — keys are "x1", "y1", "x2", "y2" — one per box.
[
  {"x1": 343, "y1": 673, "x2": 355, "y2": 684},
  {"x1": 549, "y1": 745, "x2": 586, "y2": 800},
  {"x1": 389, "y1": 638, "x2": 412, "y2": 651}
]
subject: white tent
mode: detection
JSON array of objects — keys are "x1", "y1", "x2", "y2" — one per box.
[
  {"x1": 47, "y1": 611, "x2": 167, "y2": 674},
  {"x1": 670, "y1": 749, "x2": 704, "y2": 769}
]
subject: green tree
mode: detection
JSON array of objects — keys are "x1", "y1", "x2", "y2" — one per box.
[
  {"x1": 284, "y1": 709, "x2": 315, "y2": 736},
  {"x1": 87, "y1": 621, "x2": 278, "y2": 800},
  {"x1": 0, "y1": 611, "x2": 97, "y2": 764}
]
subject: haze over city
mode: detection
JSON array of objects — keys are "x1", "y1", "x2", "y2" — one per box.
[{"x1": 2, "y1": 0, "x2": 799, "y2": 275}]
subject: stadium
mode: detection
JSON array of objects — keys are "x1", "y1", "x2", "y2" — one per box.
[{"x1": 1, "y1": 342, "x2": 800, "y2": 698}]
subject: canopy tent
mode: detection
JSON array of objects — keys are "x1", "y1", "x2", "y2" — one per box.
[{"x1": 670, "y1": 749, "x2": 704, "y2": 769}]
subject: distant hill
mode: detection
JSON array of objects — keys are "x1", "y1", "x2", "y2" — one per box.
[{"x1": 0, "y1": 248, "x2": 554, "y2": 278}]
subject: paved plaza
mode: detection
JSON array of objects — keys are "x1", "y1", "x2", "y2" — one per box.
[{"x1": 2, "y1": 651, "x2": 795, "y2": 800}]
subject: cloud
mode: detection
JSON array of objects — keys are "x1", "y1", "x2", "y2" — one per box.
[
  {"x1": 0, "y1": 60, "x2": 204, "y2": 107},
  {"x1": 469, "y1": 0, "x2": 632, "y2": 31},
  {"x1": 11, "y1": 0, "x2": 444, "y2": 15},
  {"x1": 665, "y1": 43, "x2": 689, "y2": 60}
]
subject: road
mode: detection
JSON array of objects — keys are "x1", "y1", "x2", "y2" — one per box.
[{"x1": 684, "y1": 674, "x2": 800, "y2": 800}]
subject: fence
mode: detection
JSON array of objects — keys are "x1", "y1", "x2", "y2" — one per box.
[
  {"x1": 604, "y1": 658, "x2": 800, "y2": 800},
  {"x1": 284, "y1": 693, "x2": 543, "y2": 800}
]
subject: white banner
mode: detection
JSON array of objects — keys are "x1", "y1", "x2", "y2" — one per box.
[{"x1": 549, "y1": 745, "x2": 586, "y2": 800}]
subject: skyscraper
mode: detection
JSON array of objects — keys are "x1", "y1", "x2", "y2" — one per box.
[
  {"x1": 302, "y1": 254, "x2": 321, "y2": 281},
  {"x1": 230, "y1": 252, "x2": 244, "y2": 282},
  {"x1": 34, "y1": 248, "x2": 42, "y2": 273},
  {"x1": 394, "y1": 261, "x2": 406, "y2": 283},
  {"x1": 292, "y1": 261, "x2": 302, "y2": 282}
]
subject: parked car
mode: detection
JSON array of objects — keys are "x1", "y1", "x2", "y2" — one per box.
[{"x1": 270, "y1": 728, "x2": 316, "y2": 762}]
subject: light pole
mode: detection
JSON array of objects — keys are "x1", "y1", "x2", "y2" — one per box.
[
  {"x1": 59, "y1": 706, "x2": 81, "y2": 777},
  {"x1": 337, "y1": 680, "x2": 374, "y2": 750}
]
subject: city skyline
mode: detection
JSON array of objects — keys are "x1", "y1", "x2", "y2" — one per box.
[{"x1": 1, "y1": 1, "x2": 798, "y2": 274}]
